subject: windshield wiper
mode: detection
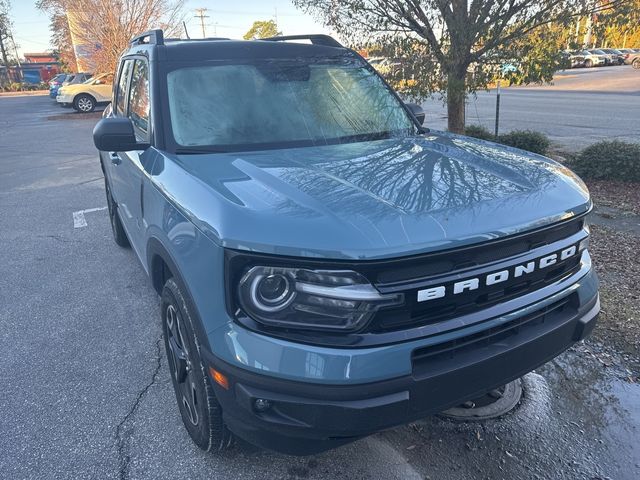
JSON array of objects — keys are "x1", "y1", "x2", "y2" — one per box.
[{"x1": 174, "y1": 147, "x2": 230, "y2": 154}]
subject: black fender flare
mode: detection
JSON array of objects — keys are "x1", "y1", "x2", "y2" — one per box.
[{"x1": 147, "y1": 236, "x2": 212, "y2": 353}]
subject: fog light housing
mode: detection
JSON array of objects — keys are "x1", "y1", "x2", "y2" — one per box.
[{"x1": 254, "y1": 398, "x2": 272, "y2": 412}]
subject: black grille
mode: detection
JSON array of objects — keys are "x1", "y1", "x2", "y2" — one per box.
[
  {"x1": 370, "y1": 250, "x2": 581, "y2": 332},
  {"x1": 411, "y1": 296, "x2": 574, "y2": 377}
]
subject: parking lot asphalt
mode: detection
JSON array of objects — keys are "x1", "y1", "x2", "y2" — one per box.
[
  {"x1": 422, "y1": 65, "x2": 640, "y2": 151},
  {"x1": 1, "y1": 95, "x2": 639, "y2": 480}
]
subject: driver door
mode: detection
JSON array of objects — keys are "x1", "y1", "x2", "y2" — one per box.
[{"x1": 106, "y1": 58, "x2": 154, "y2": 259}]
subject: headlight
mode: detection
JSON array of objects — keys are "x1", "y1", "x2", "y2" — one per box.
[
  {"x1": 237, "y1": 266, "x2": 403, "y2": 331},
  {"x1": 579, "y1": 221, "x2": 590, "y2": 252}
]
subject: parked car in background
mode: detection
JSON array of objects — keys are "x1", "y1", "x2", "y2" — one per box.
[
  {"x1": 62, "y1": 72, "x2": 92, "y2": 86},
  {"x1": 587, "y1": 49, "x2": 615, "y2": 66},
  {"x1": 48, "y1": 73, "x2": 69, "y2": 98},
  {"x1": 616, "y1": 49, "x2": 636, "y2": 64},
  {"x1": 599, "y1": 48, "x2": 625, "y2": 65},
  {"x1": 561, "y1": 50, "x2": 585, "y2": 68},
  {"x1": 574, "y1": 50, "x2": 605, "y2": 68},
  {"x1": 56, "y1": 73, "x2": 113, "y2": 112},
  {"x1": 621, "y1": 51, "x2": 640, "y2": 67},
  {"x1": 368, "y1": 56, "x2": 403, "y2": 76},
  {"x1": 49, "y1": 72, "x2": 93, "y2": 99}
]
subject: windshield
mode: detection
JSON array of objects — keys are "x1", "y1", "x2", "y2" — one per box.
[
  {"x1": 166, "y1": 59, "x2": 415, "y2": 151},
  {"x1": 85, "y1": 73, "x2": 106, "y2": 84}
]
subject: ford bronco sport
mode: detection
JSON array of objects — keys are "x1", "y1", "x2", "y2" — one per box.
[{"x1": 93, "y1": 30, "x2": 599, "y2": 455}]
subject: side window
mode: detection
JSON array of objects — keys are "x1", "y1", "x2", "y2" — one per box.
[
  {"x1": 128, "y1": 60, "x2": 150, "y2": 139},
  {"x1": 115, "y1": 59, "x2": 134, "y2": 115}
]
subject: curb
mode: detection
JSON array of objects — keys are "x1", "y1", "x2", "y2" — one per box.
[{"x1": 0, "y1": 90, "x2": 49, "y2": 97}]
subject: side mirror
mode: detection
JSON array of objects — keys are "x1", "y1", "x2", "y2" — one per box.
[
  {"x1": 405, "y1": 102, "x2": 425, "y2": 125},
  {"x1": 93, "y1": 117, "x2": 149, "y2": 152}
]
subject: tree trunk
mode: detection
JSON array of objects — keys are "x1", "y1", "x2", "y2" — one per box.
[
  {"x1": 446, "y1": 70, "x2": 466, "y2": 134},
  {"x1": 0, "y1": 35, "x2": 9, "y2": 67}
]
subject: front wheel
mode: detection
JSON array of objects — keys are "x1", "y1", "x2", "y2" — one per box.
[
  {"x1": 161, "y1": 278, "x2": 232, "y2": 453},
  {"x1": 74, "y1": 94, "x2": 95, "y2": 112},
  {"x1": 584, "y1": 59, "x2": 593, "y2": 68},
  {"x1": 633, "y1": 58, "x2": 640, "y2": 70}
]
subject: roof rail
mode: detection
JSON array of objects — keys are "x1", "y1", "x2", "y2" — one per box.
[
  {"x1": 130, "y1": 29, "x2": 164, "y2": 46},
  {"x1": 260, "y1": 34, "x2": 343, "y2": 48},
  {"x1": 164, "y1": 37, "x2": 230, "y2": 42}
]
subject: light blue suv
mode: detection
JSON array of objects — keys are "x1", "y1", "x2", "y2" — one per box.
[{"x1": 93, "y1": 31, "x2": 599, "y2": 455}]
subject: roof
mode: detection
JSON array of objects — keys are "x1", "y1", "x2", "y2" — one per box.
[
  {"x1": 125, "y1": 30, "x2": 351, "y2": 62},
  {"x1": 162, "y1": 39, "x2": 351, "y2": 62}
]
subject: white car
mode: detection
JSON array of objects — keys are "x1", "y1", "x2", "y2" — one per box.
[{"x1": 56, "y1": 73, "x2": 114, "y2": 112}]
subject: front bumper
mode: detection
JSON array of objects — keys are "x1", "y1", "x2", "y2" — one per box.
[
  {"x1": 56, "y1": 94, "x2": 73, "y2": 106},
  {"x1": 205, "y1": 269, "x2": 599, "y2": 455}
]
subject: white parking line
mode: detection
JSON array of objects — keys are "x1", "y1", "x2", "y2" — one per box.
[{"x1": 73, "y1": 207, "x2": 108, "y2": 228}]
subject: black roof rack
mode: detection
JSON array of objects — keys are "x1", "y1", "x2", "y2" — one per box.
[
  {"x1": 130, "y1": 29, "x2": 164, "y2": 46},
  {"x1": 164, "y1": 37, "x2": 230, "y2": 42},
  {"x1": 260, "y1": 34, "x2": 344, "y2": 48}
]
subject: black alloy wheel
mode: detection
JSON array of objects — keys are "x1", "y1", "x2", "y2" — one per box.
[{"x1": 161, "y1": 278, "x2": 231, "y2": 452}]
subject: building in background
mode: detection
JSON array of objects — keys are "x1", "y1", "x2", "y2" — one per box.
[
  {"x1": 66, "y1": 7, "x2": 94, "y2": 73},
  {"x1": 1, "y1": 52, "x2": 60, "y2": 84}
]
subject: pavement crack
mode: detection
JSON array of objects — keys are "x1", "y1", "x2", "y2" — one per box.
[
  {"x1": 38, "y1": 234, "x2": 81, "y2": 244},
  {"x1": 76, "y1": 176, "x2": 104, "y2": 186},
  {"x1": 114, "y1": 335, "x2": 163, "y2": 480}
]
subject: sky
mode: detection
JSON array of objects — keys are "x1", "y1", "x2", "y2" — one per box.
[{"x1": 8, "y1": 0, "x2": 332, "y2": 57}]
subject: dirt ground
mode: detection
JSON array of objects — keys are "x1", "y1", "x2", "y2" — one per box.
[{"x1": 587, "y1": 181, "x2": 640, "y2": 377}]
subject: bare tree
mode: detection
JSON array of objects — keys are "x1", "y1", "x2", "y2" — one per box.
[
  {"x1": 0, "y1": 0, "x2": 13, "y2": 67},
  {"x1": 293, "y1": 0, "x2": 627, "y2": 133},
  {"x1": 38, "y1": 0, "x2": 185, "y2": 73}
]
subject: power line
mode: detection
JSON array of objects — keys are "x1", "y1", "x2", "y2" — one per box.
[{"x1": 194, "y1": 8, "x2": 210, "y2": 38}]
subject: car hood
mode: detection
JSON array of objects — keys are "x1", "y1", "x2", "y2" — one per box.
[{"x1": 158, "y1": 131, "x2": 590, "y2": 260}]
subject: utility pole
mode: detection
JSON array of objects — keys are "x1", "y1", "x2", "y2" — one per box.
[
  {"x1": 8, "y1": 30, "x2": 20, "y2": 80},
  {"x1": 494, "y1": 80, "x2": 501, "y2": 139},
  {"x1": 194, "y1": 8, "x2": 209, "y2": 38}
]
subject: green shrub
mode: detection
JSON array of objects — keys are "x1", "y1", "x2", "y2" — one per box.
[
  {"x1": 0, "y1": 82, "x2": 48, "y2": 93},
  {"x1": 464, "y1": 124, "x2": 494, "y2": 141},
  {"x1": 571, "y1": 140, "x2": 640, "y2": 182},
  {"x1": 497, "y1": 130, "x2": 550, "y2": 155}
]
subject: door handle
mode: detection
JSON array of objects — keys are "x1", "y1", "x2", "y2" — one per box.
[{"x1": 110, "y1": 152, "x2": 121, "y2": 165}]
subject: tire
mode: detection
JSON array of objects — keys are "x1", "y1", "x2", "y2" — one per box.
[
  {"x1": 633, "y1": 58, "x2": 640, "y2": 70},
  {"x1": 584, "y1": 59, "x2": 592, "y2": 68},
  {"x1": 161, "y1": 278, "x2": 232, "y2": 452},
  {"x1": 74, "y1": 94, "x2": 96, "y2": 112},
  {"x1": 104, "y1": 177, "x2": 130, "y2": 248}
]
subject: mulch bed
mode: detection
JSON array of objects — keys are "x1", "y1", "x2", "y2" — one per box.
[
  {"x1": 587, "y1": 180, "x2": 640, "y2": 216},
  {"x1": 588, "y1": 224, "x2": 640, "y2": 373}
]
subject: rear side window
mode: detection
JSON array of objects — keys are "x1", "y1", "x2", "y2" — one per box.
[
  {"x1": 128, "y1": 60, "x2": 150, "y2": 138},
  {"x1": 115, "y1": 59, "x2": 134, "y2": 115}
]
